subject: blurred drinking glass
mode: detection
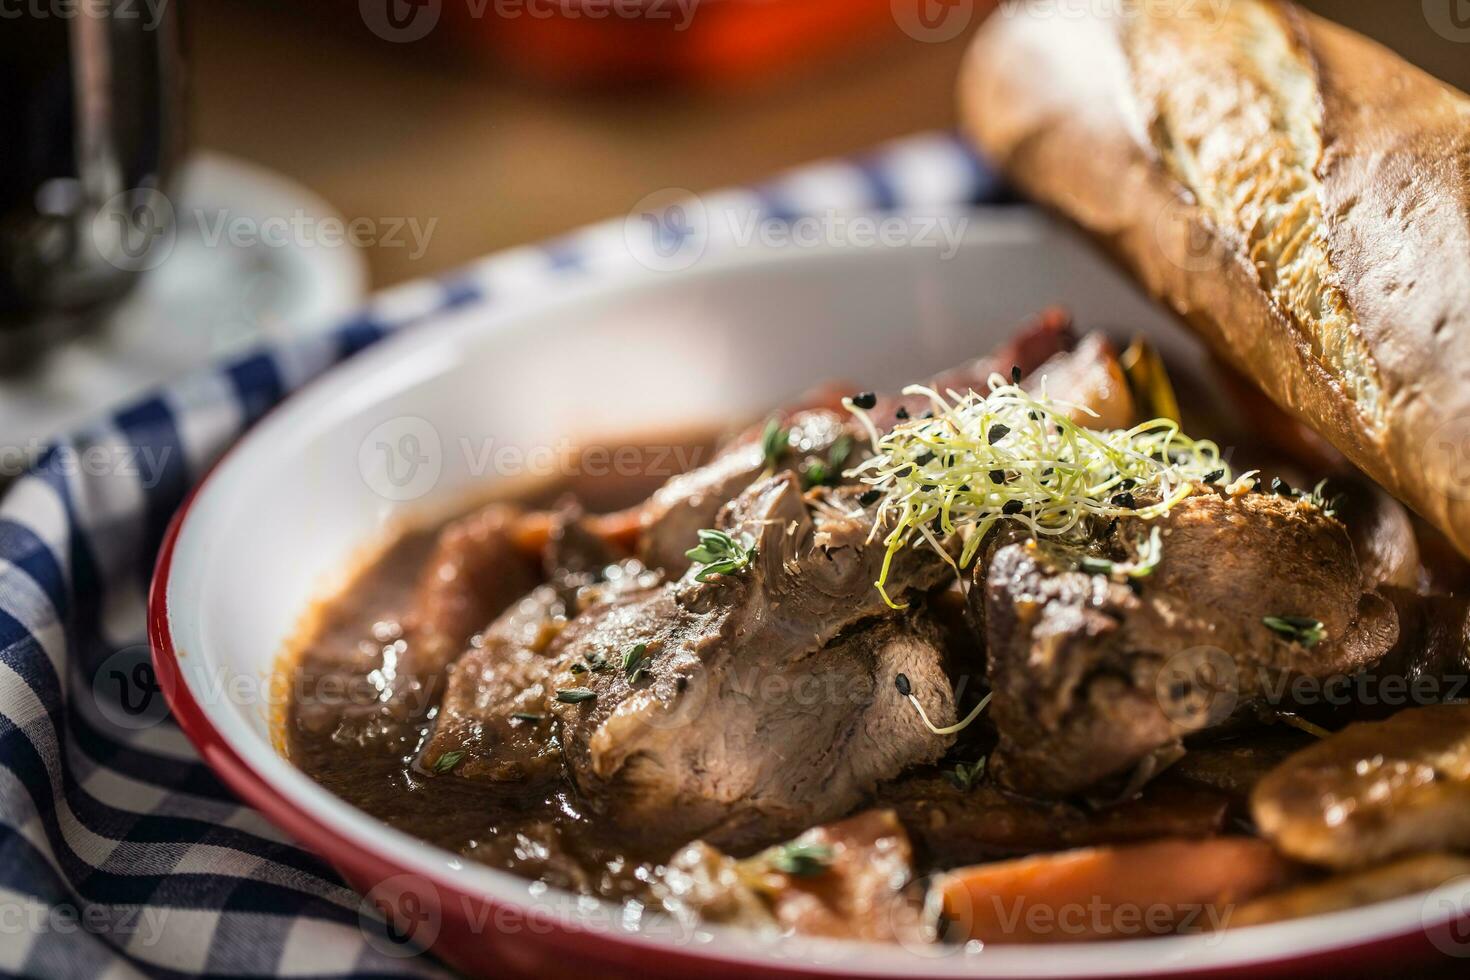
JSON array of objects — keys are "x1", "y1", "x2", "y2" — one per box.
[{"x1": 0, "y1": 0, "x2": 185, "y2": 370}]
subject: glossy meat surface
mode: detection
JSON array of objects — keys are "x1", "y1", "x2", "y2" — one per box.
[{"x1": 979, "y1": 489, "x2": 1398, "y2": 796}]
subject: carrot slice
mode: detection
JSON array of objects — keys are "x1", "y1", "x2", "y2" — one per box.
[
  {"x1": 586, "y1": 508, "x2": 644, "y2": 553},
  {"x1": 509, "y1": 507, "x2": 643, "y2": 561},
  {"x1": 937, "y1": 838, "x2": 1294, "y2": 944}
]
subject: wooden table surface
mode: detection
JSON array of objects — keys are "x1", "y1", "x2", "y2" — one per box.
[
  {"x1": 187, "y1": 1, "x2": 976, "y2": 288},
  {"x1": 187, "y1": 0, "x2": 1470, "y2": 289}
]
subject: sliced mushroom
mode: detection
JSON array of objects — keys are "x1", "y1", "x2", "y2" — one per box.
[{"x1": 1252, "y1": 704, "x2": 1470, "y2": 869}]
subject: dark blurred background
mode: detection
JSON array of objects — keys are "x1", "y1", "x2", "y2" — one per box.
[
  {"x1": 5, "y1": 0, "x2": 1469, "y2": 443},
  {"x1": 188, "y1": 0, "x2": 1470, "y2": 288}
]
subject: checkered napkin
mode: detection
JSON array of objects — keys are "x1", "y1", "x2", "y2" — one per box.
[{"x1": 0, "y1": 132, "x2": 1011, "y2": 979}]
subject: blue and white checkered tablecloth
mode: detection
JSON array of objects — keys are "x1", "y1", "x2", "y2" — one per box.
[{"x1": 0, "y1": 132, "x2": 1012, "y2": 978}]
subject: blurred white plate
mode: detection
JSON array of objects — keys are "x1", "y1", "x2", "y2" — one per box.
[{"x1": 1, "y1": 152, "x2": 368, "y2": 448}]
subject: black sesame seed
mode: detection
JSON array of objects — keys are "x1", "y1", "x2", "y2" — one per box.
[
  {"x1": 1029, "y1": 411, "x2": 1040, "y2": 421},
  {"x1": 1011, "y1": 365, "x2": 1022, "y2": 384},
  {"x1": 1203, "y1": 469, "x2": 1225, "y2": 484},
  {"x1": 859, "y1": 489, "x2": 882, "y2": 506},
  {"x1": 1118, "y1": 478, "x2": 1137, "y2": 491},
  {"x1": 922, "y1": 410, "x2": 935, "y2": 420},
  {"x1": 894, "y1": 673, "x2": 912, "y2": 697},
  {"x1": 921, "y1": 484, "x2": 938, "y2": 492},
  {"x1": 1112, "y1": 492, "x2": 1137, "y2": 509},
  {"x1": 1042, "y1": 468, "x2": 1054, "y2": 478},
  {"x1": 1002, "y1": 500, "x2": 1025, "y2": 516},
  {"x1": 1271, "y1": 477, "x2": 1293, "y2": 497},
  {"x1": 957, "y1": 484, "x2": 971, "y2": 493},
  {"x1": 852, "y1": 392, "x2": 877, "y2": 410},
  {"x1": 895, "y1": 406, "x2": 910, "y2": 420},
  {"x1": 915, "y1": 451, "x2": 935, "y2": 466},
  {"x1": 989, "y1": 469, "x2": 1007, "y2": 484},
  {"x1": 988, "y1": 424, "x2": 1011, "y2": 445}
]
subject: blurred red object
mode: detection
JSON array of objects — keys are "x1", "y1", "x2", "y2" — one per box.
[{"x1": 437, "y1": 0, "x2": 982, "y2": 87}]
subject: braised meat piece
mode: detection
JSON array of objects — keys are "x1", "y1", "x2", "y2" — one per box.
[
  {"x1": 415, "y1": 584, "x2": 565, "y2": 782},
  {"x1": 541, "y1": 502, "x2": 623, "y2": 593},
  {"x1": 1252, "y1": 703, "x2": 1470, "y2": 869},
  {"x1": 1169, "y1": 731, "x2": 1313, "y2": 805},
  {"x1": 391, "y1": 503, "x2": 539, "y2": 716},
  {"x1": 1332, "y1": 476, "x2": 1421, "y2": 591},
  {"x1": 658, "y1": 810, "x2": 927, "y2": 942},
  {"x1": 1026, "y1": 331, "x2": 1137, "y2": 430},
  {"x1": 977, "y1": 489, "x2": 1399, "y2": 796},
  {"x1": 746, "y1": 810, "x2": 925, "y2": 941},
  {"x1": 1271, "y1": 587, "x2": 1470, "y2": 727},
  {"x1": 1375, "y1": 589, "x2": 1470, "y2": 695},
  {"x1": 865, "y1": 308, "x2": 1076, "y2": 432},
  {"x1": 877, "y1": 772, "x2": 1230, "y2": 868},
  {"x1": 638, "y1": 409, "x2": 852, "y2": 574},
  {"x1": 415, "y1": 559, "x2": 660, "y2": 783},
  {"x1": 550, "y1": 474, "x2": 957, "y2": 848}
]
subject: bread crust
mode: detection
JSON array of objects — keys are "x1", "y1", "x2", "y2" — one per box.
[{"x1": 960, "y1": 0, "x2": 1470, "y2": 557}]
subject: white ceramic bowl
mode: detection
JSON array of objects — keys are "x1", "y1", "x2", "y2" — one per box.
[{"x1": 152, "y1": 209, "x2": 1470, "y2": 978}]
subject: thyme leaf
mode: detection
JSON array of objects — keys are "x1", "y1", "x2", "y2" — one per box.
[
  {"x1": 760, "y1": 417, "x2": 790, "y2": 472},
  {"x1": 770, "y1": 841, "x2": 833, "y2": 877},
  {"x1": 685, "y1": 529, "x2": 757, "y2": 582},
  {"x1": 432, "y1": 750, "x2": 465, "y2": 773},
  {"x1": 947, "y1": 758, "x2": 987, "y2": 791},
  {"x1": 621, "y1": 643, "x2": 648, "y2": 678},
  {"x1": 1263, "y1": 615, "x2": 1326, "y2": 648}
]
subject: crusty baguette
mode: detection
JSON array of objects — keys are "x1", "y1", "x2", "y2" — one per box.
[{"x1": 960, "y1": 0, "x2": 1470, "y2": 557}]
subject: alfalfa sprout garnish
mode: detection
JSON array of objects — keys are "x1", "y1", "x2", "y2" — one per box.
[{"x1": 844, "y1": 373, "x2": 1229, "y2": 607}]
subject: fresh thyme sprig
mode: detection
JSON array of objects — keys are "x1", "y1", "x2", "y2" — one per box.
[
  {"x1": 947, "y1": 759, "x2": 987, "y2": 791},
  {"x1": 432, "y1": 750, "x2": 464, "y2": 773},
  {"x1": 622, "y1": 643, "x2": 650, "y2": 684},
  {"x1": 801, "y1": 434, "x2": 854, "y2": 489},
  {"x1": 685, "y1": 529, "x2": 757, "y2": 582},
  {"x1": 760, "y1": 416, "x2": 790, "y2": 473},
  {"x1": 1262, "y1": 615, "x2": 1326, "y2": 648},
  {"x1": 769, "y1": 841, "x2": 833, "y2": 877}
]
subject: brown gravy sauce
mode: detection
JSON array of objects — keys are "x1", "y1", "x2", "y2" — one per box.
[{"x1": 280, "y1": 434, "x2": 718, "y2": 902}]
